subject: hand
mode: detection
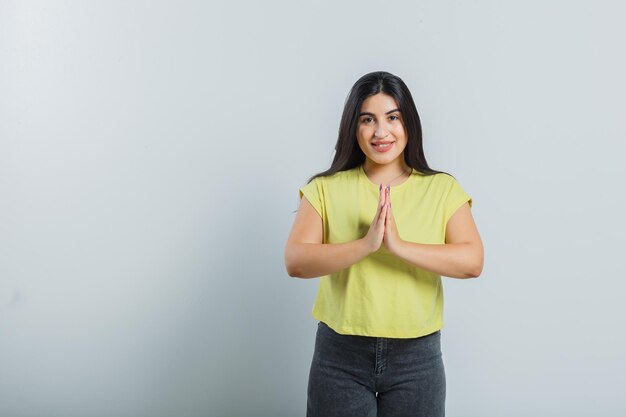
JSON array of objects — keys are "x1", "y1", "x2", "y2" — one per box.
[
  {"x1": 362, "y1": 183, "x2": 389, "y2": 253},
  {"x1": 383, "y1": 185, "x2": 404, "y2": 254}
]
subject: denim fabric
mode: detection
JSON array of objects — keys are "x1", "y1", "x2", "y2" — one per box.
[{"x1": 307, "y1": 321, "x2": 446, "y2": 417}]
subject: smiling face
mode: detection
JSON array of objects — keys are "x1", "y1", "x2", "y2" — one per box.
[{"x1": 356, "y1": 93, "x2": 408, "y2": 168}]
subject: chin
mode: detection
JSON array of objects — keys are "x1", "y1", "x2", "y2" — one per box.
[{"x1": 369, "y1": 153, "x2": 401, "y2": 164}]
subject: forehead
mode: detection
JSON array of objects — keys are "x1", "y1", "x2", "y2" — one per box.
[{"x1": 360, "y1": 93, "x2": 399, "y2": 112}]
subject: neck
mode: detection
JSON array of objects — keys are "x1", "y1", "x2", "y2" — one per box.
[{"x1": 363, "y1": 159, "x2": 411, "y2": 185}]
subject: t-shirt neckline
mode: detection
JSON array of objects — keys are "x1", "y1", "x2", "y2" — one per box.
[{"x1": 358, "y1": 164, "x2": 415, "y2": 190}]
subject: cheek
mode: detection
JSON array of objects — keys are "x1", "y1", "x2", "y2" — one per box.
[
  {"x1": 392, "y1": 124, "x2": 405, "y2": 135},
  {"x1": 357, "y1": 127, "x2": 371, "y2": 144},
  {"x1": 355, "y1": 133, "x2": 366, "y2": 149},
  {"x1": 394, "y1": 127, "x2": 407, "y2": 143}
]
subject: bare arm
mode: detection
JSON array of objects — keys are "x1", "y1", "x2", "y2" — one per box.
[
  {"x1": 286, "y1": 240, "x2": 372, "y2": 278},
  {"x1": 392, "y1": 202, "x2": 484, "y2": 279},
  {"x1": 284, "y1": 187, "x2": 388, "y2": 279},
  {"x1": 283, "y1": 197, "x2": 364, "y2": 278}
]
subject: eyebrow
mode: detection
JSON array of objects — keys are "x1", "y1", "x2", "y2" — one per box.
[{"x1": 358, "y1": 108, "x2": 401, "y2": 117}]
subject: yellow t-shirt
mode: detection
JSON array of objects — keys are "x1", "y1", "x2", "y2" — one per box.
[{"x1": 298, "y1": 164, "x2": 472, "y2": 338}]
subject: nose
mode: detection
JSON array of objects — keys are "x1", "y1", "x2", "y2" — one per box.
[{"x1": 374, "y1": 125, "x2": 389, "y2": 138}]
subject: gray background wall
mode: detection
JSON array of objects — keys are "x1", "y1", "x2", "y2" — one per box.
[{"x1": 1, "y1": 1, "x2": 625, "y2": 416}]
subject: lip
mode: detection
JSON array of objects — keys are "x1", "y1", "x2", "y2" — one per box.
[{"x1": 371, "y1": 141, "x2": 395, "y2": 153}]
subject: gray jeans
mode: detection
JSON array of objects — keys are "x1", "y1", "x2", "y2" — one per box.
[{"x1": 307, "y1": 321, "x2": 446, "y2": 417}]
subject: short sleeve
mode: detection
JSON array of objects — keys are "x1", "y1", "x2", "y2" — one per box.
[
  {"x1": 299, "y1": 178, "x2": 323, "y2": 218},
  {"x1": 443, "y1": 176, "x2": 472, "y2": 224}
]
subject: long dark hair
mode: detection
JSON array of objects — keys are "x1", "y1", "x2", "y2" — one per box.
[{"x1": 307, "y1": 71, "x2": 450, "y2": 183}]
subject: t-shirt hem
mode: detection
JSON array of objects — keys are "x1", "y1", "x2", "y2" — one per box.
[{"x1": 313, "y1": 313, "x2": 443, "y2": 339}]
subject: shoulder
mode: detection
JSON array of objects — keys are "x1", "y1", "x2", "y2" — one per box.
[
  {"x1": 309, "y1": 167, "x2": 359, "y2": 186},
  {"x1": 408, "y1": 172, "x2": 467, "y2": 201},
  {"x1": 412, "y1": 171, "x2": 456, "y2": 188},
  {"x1": 431, "y1": 172, "x2": 456, "y2": 183}
]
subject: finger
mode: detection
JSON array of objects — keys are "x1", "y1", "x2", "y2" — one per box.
[
  {"x1": 373, "y1": 183, "x2": 384, "y2": 223},
  {"x1": 379, "y1": 184, "x2": 385, "y2": 207},
  {"x1": 385, "y1": 186, "x2": 392, "y2": 222},
  {"x1": 380, "y1": 206, "x2": 388, "y2": 231},
  {"x1": 379, "y1": 196, "x2": 388, "y2": 225},
  {"x1": 385, "y1": 185, "x2": 391, "y2": 206},
  {"x1": 386, "y1": 200, "x2": 391, "y2": 223},
  {"x1": 380, "y1": 186, "x2": 389, "y2": 223}
]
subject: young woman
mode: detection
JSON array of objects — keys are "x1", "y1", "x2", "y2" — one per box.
[{"x1": 284, "y1": 71, "x2": 484, "y2": 417}]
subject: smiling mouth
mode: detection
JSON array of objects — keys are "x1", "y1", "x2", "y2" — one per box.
[{"x1": 372, "y1": 141, "x2": 394, "y2": 148}]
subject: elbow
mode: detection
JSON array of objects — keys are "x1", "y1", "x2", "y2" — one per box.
[
  {"x1": 286, "y1": 265, "x2": 310, "y2": 279},
  {"x1": 285, "y1": 264, "x2": 302, "y2": 278},
  {"x1": 465, "y1": 244, "x2": 483, "y2": 278},
  {"x1": 284, "y1": 246, "x2": 304, "y2": 278},
  {"x1": 284, "y1": 258, "x2": 299, "y2": 278},
  {"x1": 467, "y1": 266, "x2": 482, "y2": 278},
  {"x1": 285, "y1": 259, "x2": 312, "y2": 279},
  {"x1": 468, "y1": 257, "x2": 484, "y2": 278}
]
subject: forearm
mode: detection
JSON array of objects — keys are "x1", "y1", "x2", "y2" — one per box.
[
  {"x1": 285, "y1": 239, "x2": 371, "y2": 279},
  {"x1": 394, "y1": 241, "x2": 483, "y2": 279}
]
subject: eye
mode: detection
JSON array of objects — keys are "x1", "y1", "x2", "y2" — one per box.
[
  {"x1": 389, "y1": 115, "x2": 399, "y2": 121},
  {"x1": 362, "y1": 117, "x2": 373, "y2": 123}
]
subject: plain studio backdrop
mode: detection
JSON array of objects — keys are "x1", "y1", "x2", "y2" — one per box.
[{"x1": 1, "y1": 1, "x2": 625, "y2": 416}]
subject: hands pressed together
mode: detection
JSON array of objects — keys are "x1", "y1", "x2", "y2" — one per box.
[{"x1": 363, "y1": 184, "x2": 404, "y2": 254}]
